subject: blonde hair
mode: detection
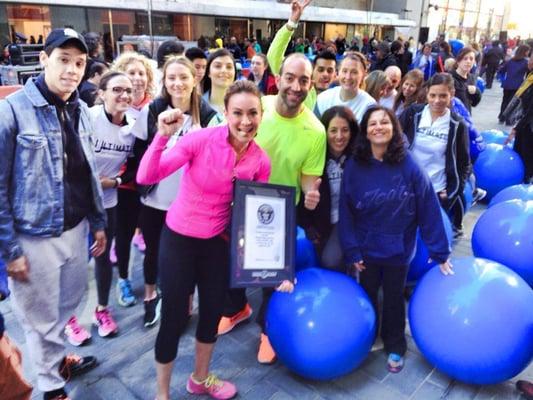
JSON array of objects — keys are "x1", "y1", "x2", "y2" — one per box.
[
  {"x1": 112, "y1": 52, "x2": 155, "y2": 98},
  {"x1": 161, "y1": 56, "x2": 201, "y2": 126},
  {"x1": 365, "y1": 70, "x2": 389, "y2": 101}
]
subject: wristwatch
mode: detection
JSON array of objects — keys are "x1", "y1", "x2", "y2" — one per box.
[
  {"x1": 286, "y1": 19, "x2": 299, "y2": 31},
  {"x1": 114, "y1": 176, "x2": 122, "y2": 188}
]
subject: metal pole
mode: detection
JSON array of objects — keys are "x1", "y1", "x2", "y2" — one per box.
[{"x1": 147, "y1": 0, "x2": 154, "y2": 55}]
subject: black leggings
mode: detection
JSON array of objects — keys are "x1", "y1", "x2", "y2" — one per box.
[
  {"x1": 359, "y1": 262, "x2": 409, "y2": 356},
  {"x1": 155, "y1": 225, "x2": 229, "y2": 364},
  {"x1": 223, "y1": 287, "x2": 272, "y2": 333},
  {"x1": 138, "y1": 205, "x2": 166, "y2": 286},
  {"x1": 94, "y1": 207, "x2": 117, "y2": 306},
  {"x1": 514, "y1": 124, "x2": 533, "y2": 181},
  {"x1": 115, "y1": 188, "x2": 142, "y2": 279}
]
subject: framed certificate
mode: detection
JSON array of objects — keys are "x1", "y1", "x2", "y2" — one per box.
[{"x1": 230, "y1": 180, "x2": 296, "y2": 288}]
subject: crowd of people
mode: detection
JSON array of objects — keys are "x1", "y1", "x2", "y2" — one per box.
[{"x1": 1, "y1": 0, "x2": 533, "y2": 399}]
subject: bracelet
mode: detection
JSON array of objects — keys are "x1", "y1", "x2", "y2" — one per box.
[{"x1": 286, "y1": 19, "x2": 299, "y2": 31}]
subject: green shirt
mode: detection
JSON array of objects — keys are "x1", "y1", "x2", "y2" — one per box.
[
  {"x1": 266, "y1": 24, "x2": 317, "y2": 110},
  {"x1": 256, "y1": 96, "x2": 326, "y2": 204}
]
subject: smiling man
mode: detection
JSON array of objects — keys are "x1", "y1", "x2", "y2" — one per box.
[
  {"x1": 218, "y1": 52, "x2": 326, "y2": 365},
  {"x1": 0, "y1": 28, "x2": 107, "y2": 400}
]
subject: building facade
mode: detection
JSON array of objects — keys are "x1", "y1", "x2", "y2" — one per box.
[{"x1": 0, "y1": 0, "x2": 417, "y2": 57}]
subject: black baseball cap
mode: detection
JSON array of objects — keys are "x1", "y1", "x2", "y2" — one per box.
[{"x1": 44, "y1": 28, "x2": 89, "y2": 54}]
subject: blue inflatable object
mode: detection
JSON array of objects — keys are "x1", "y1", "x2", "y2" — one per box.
[
  {"x1": 266, "y1": 268, "x2": 376, "y2": 380},
  {"x1": 407, "y1": 208, "x2": 453, "y2": 282},
  {"x1": 296, "y1": 226, "x2": 319, "y2": 271},
  {"x1": 488, "y1": 184, "x2": 533, "y2": 208},
  {"x1": 473, "y1": 143, "x2": 525, "y2": 199},
  {"x1": 476, "y1": 77, "x2": 485, "y2": 94},
  {"x1": 409, "y1": 257, "x2": 533, "y2": 385},
  {"x1": 449, "y1": 39, "x2": 465, "y2": 56},
  {"x1": 472, "y1": 200, "x2": 533, "y2": 285},
  {"x1": 480, "y1": 129, "x2": 508, "y2": 146}
]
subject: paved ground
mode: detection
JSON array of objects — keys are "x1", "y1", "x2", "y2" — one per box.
[{"x1": 1, "y1": 85, "x2": 531, "y2": 400}]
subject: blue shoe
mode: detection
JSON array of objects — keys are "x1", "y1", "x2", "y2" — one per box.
[
  {"x1": 116, "y1": 279, "x2": 136, "y2": 307},
  {"x1": 387, "y1": 353, "x2": 404, "y2": 373}
]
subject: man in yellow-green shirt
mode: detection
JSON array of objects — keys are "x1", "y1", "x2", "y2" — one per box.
[
  {"x1": 218, "y1": 52, "x2": 326, "y2": 365},
  {"x1": 267, "y1": 0, "x2": 337, "y2": 110}
]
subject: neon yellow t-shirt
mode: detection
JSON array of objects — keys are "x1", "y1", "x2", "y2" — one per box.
[{"x1": 256, "y1": 96, "x2": 326, "y2": 204}]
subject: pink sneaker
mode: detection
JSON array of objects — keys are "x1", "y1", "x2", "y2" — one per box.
[
  {"x1": 64, "y1": 316, "x2": 91, "y2": 346},
  {"x1": 109, "y1": 239, "x2": 117, "y2": 264},
  {"x1": 132, "y1": 233, "x2": 146, "y2": 252},
  {"x1": 186, "y1": 374, "x2": 237, "y2": 399},
  {"x1": 93, "y1": 307, "x2": 118, "y2": 337}
]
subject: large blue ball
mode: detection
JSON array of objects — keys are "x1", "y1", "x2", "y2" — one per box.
[
  {"x1": 296, "y1": 226, "x2": 319, "y2": 271},
  {"x1": 473, "y1": 143, "x2": 525, "y2": 199},
  {"x1": 409, "y1": 257, "x2": 533, "y2": 385},
  {"x1": 407, "y1": 208, "x2": 453, "y2": 282},
  {"x1": 266, "y1": 268, "x2": 376, "y2": 380},
  {"x1": 472, "y1": 200, "x2": 533, "y2": 285},
  {"x1": 488, "y1": 184, "x2": 533, "y2": 208}
]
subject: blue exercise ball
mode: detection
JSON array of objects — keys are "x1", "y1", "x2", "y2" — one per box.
[
  {"x1": 409, "y1": 257, "x2": 533, "y2": 385},
  {"x1": 296, "y1": 226, "x2": 319, "y2": 271},
  {"x1": 473, "y1": 143, "x2": 525, "y2": 200},
  {"x1": 480, "y1": 129, "x2": 508, "y2": 145},
  {"x1": 407, "y1": 208, "x2": 453, "y2": 282},
  {"x1": 449, "y1": 39, "x2": 465, "y2": 56},
  {"x1": 266, "y1": 268, "x2": 376, "y2": 380},
  {"x1": 476, "y1": 77, "x2": 485, "y2": 94},
  {"x1": 472, "y1": 199, "x2": 533, "y2": 285},
  {"x1": 488, "y1": 184, "x2": 533, "y2": 208}
]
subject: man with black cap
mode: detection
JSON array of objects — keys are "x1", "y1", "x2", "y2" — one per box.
[
  {"x1": 370, "y1": 41, "x2": 398, "y2": 72},
  {"x1": 0, "y1": 28, "x2": 107, "y2": 400}
]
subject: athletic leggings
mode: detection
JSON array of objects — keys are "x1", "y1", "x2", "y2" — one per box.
[
  {"x1": 138, "y1": 204, "x2": 166, "y2": 286},
  {"x1": 155, "y1": 225, "x2": 229, "y2": 364},
  {"x1": 115, "y1": 188, "x2": 142, "y2": 279},
  {"x1": 94, "y1": 207, "x2": 117, "y2": 306}
]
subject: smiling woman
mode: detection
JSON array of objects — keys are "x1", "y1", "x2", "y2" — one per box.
[
  {"x1": 339, "y1": 105, "x2": 453, "y2": 374},
  {"x1": 202, "y1": 48, "x2": 236, "y2": 117},
  {"x1": 135, "y1": 80, "x2": 273, "y2": 400}
]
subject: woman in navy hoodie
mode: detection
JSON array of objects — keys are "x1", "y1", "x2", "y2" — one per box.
[{"x1": 339, "y1": 105, "x2": 452, "y2": 373}]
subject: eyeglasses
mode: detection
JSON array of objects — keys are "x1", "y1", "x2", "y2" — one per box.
[{"x1": 109, "y1": 86, "x2": 133, "y2": 95}]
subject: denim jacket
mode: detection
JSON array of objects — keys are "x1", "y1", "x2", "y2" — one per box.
[{"x1": 0, "y1": 78, "x2": 106, "y2": 262}]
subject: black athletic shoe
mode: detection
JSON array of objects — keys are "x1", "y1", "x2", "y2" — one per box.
[
  {"x1": 144, "y1": 294, "x2": 161, "y2": 328},
  {"x1": 59, "y1": 354, "x2": 97, "y2": 381}
]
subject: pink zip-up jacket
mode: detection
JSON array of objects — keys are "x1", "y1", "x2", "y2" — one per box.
[{"x1": 137, "y1": 125, "x2": 271, "y2": 239}]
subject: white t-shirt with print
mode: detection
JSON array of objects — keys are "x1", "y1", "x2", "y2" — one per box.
[
  {"x1": 89, "y1": 104, "x2": 137, "y2": 209},
  {"x1": 411, "y1": 105, "x2": 450, "y2": 193}
]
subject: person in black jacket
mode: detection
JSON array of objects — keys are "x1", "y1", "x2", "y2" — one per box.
[
  {"x1": 298, "y1": 106, "x2": 359, "y2": 270},
  {"x1": 482, "y1": 40, "x2": 504, "y2": 89},
  {"x1": 370, "y1": 41, "x2": 398, "y2": 72},
  {"x1": 451, "y1": 47, "x2": 482, "y2": 113},
  {"x1": 399, "y1": 73, "x2": 471, "y2": 238},
  {"x1": 131, "y1": 56, "x2": 217, "y2": 327}
]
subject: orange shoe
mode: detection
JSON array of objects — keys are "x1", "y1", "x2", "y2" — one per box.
[
  {"x1": 217, "y1": 304, "x2": 253, "y2": 335},
  {"x1": 257, "y1": 333, "x2": 277, "y2": 365}
]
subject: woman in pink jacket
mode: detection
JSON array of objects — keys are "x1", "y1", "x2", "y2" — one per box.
[{"x1": 138, "y1": 80, "x2": 288, "y2": 400}]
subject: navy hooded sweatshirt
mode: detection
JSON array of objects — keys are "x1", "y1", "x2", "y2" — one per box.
[{"x1": 339, "y1": 152, "x2": 451, "y2": 267}]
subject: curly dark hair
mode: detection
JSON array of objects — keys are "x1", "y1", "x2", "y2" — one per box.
[
  {"x1": 320, "y1": 106, "x2": 359, "y2": 158},
  {"x1": 354, "y1": 105, "x2": 406, "y2": 163}
]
